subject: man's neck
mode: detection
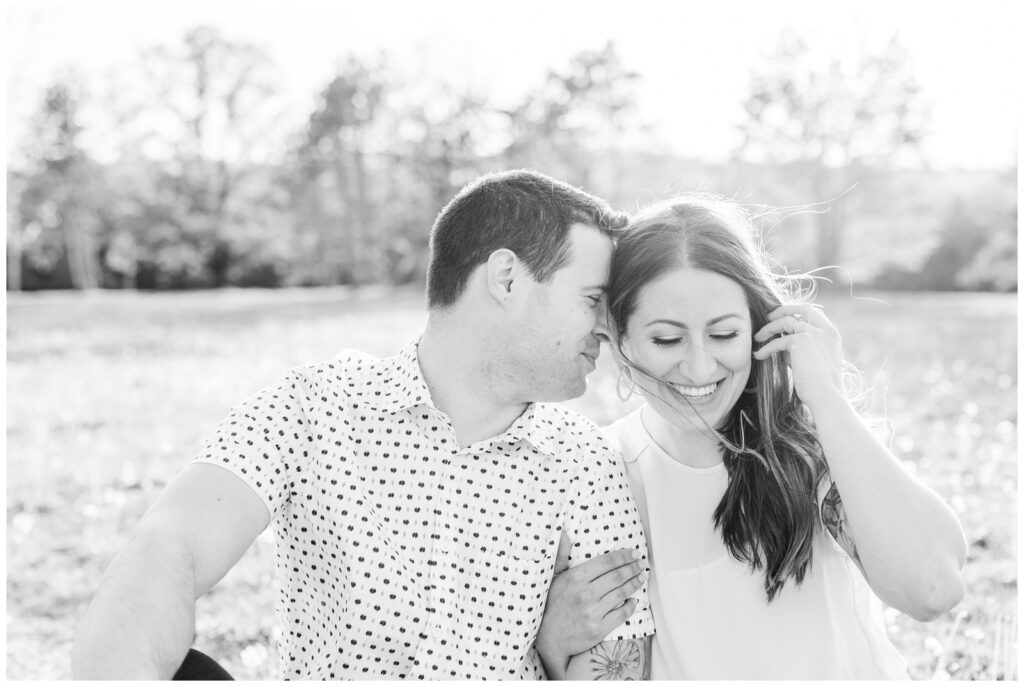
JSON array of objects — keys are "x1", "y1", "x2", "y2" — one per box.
[{"x1": 418, "y1": 319, "x2": 528, "y2": 449}]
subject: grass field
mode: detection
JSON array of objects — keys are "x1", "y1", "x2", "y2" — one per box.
[{"x1": 5, "y1": 286, "x2": 1018, "y2": 680}]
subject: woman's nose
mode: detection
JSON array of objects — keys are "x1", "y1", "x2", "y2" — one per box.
[{"x1": 678, "y1": 343, "x2": 716, "y2": 381}]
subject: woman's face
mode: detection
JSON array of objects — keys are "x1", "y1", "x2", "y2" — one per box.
[{"x1": 620, "y1": 267, "x2": 753, "y2": 432}]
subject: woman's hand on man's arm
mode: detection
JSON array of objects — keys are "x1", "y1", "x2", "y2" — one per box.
[{"x1": 536, "y1": 534, "x2": 647, "y2": 679}]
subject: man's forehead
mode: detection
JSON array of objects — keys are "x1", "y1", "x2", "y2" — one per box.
[
  {"x1": 560, "y1": 223, "x2": 613, "y2": 282},
  {"x1": 567, "y1": 223, "x2": 614, "y2": 254}
]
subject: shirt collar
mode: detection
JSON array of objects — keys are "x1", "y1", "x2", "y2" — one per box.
[
  {"x1": 361, "y1": 338, "x2": 433, "y2": 415},
  {"x1": 502, "y1": 404, "x2": 559, "y2": 457}
]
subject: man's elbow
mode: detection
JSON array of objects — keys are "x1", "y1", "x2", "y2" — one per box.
[{"x1": 71, "y1": 523, "x2": 199, "y2": 678}]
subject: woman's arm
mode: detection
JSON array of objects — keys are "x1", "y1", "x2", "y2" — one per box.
[
  {"x1": 565, "y1": 636, "x2": 652, "y2": 680},
  {"x1": 806, "y1": 392, "x2": 966, "y2": 620},
  {"x1": 754, "y1": 305, "x2": 967, "y2": 621}
]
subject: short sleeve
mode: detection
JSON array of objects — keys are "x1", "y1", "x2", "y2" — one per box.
[
  {"x1": 563, "y1": 439, "x2": 656, "y2": 642},
  {"x1": 193, "y1": 370, "x2": 318, "y2": 519}
]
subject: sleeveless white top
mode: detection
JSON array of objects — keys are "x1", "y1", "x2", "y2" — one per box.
[{"x1": 605, "y1": 409, "x2": 909, "y2": 680}]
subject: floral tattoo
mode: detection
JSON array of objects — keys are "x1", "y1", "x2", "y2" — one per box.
[
  {"x1": 822, "y1": 481, "x2": 861, "y2": 564},
  {"x1": 585, "y1": 636, "x2": 651, "y2": 680}
]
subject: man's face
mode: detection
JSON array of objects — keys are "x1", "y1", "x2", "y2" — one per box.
[{"x1": 512, "y1": 223, "x2": 614, "y2": 402}]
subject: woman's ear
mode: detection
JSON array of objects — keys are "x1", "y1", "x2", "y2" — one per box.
[{"x1": 485, "y1": 248, "x2": 518, "y2": 304}]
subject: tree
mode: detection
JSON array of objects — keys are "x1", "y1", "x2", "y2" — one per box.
[
  {"x1": 733, "y1": 31, "x2": 928, "y2": 279},
  {"x1": 500, "y1": 42, "x2": 643, "y2": 189},
  {"x1": 10, "y1": 74, "x2": 105, "y2": 290},
  {"x1": 135, "y1": 26, "x2": 282, "y2": 287},
  {"x1": 293, "y1": 56, "x2": 389, "y2": 284}
]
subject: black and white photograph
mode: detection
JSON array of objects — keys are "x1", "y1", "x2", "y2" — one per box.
[{"x1": 5, "y1": 0, "x2": 1018, "y2": 680}]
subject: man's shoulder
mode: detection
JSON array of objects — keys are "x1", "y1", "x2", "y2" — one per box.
[{"x1": 291, "y1": 348, "x2": 395, "y2": 389}]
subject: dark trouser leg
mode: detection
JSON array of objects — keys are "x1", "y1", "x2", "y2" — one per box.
[{"x1": 172, "y1": 649, "x2": 233, "y2": 680}]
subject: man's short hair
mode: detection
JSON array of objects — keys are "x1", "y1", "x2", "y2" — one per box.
[{"x1": 426, "y1": 170, "x2": 628, "y2": 309}]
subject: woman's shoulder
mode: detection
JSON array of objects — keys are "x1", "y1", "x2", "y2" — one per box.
[{"x1": 600, "y1": 407, "x2": 645, "y2": 461}]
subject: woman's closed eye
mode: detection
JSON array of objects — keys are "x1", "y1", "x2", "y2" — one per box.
[
  {"x1": 652, "y1": 332, "x2": 739, "y2": 346},
  {"x1": 652, "y1": 336, "x2": 683, "y2": 347}
]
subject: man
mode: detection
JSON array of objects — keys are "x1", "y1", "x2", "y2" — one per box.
[{"x1": 72, "y1": 170, "x2": 653, "y2": 679}]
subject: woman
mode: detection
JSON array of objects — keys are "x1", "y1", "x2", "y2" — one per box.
[{"x1": 537, "y1": 195, "x2": 966, "y2": 679}]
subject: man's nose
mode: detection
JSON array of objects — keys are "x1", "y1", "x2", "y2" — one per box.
[{"x1": 593, "y1": 309, "x2": 611, "y2": 344}]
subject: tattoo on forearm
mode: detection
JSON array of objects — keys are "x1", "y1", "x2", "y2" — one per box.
[
  {"x1": 585, "y1": 636, "x2": 651, "y2": 680},
  {"x1": 822, "y1": 482, "x2": 861, "y2": 563}
]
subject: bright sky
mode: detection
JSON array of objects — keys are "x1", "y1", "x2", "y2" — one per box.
[{"x1": 5, "y1": 0, "x2": 1020, "y2": 169}]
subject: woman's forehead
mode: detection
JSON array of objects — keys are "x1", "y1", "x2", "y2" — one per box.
[{"x1": 633, "y1": 268, "x2": 749, "y2": 320}]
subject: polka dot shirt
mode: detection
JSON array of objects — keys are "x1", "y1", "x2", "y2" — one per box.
[{"x1": 194, "y1": 339, "x2": 653, "y2": 679}]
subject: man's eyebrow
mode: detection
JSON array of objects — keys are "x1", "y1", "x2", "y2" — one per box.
[{"x1": 645, "y1": 313, "x2": 744, "y2": 327}]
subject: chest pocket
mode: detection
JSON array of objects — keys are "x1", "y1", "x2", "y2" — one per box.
[{"x1": 431, "y1": 544, "x2": 556, "y2": 677}]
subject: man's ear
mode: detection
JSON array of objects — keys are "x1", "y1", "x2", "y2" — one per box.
[{"x1": 485, "y1": 249, "x2": 519, "y2": 304}]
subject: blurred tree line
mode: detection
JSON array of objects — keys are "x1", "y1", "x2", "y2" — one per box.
[{"x1": 7, "y1": 27, "x2": 1016, "y2": 292}]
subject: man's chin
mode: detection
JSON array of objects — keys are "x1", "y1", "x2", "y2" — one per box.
[{"x1": 533, "y1": 377, "x2": 588, "y2": 404}]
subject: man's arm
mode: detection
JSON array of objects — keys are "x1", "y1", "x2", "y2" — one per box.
[
  {"x1": 72, "y1": 463, "x2": 270, "y2": 679},
  {"x1": 565, "y1": 636, "x2": 652, "y2": 680}
]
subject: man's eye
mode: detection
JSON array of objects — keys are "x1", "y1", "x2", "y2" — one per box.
[{"x1": 587, "y1": 294, "x2": 603, "y2": 306}]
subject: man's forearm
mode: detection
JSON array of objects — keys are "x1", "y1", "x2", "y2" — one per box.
[
  {"x1": 564, "y1": 636, "x2": 652, "y2": 680},
  {"x1": 72, "y1": 524, "x2": 199, "y2": 679}
]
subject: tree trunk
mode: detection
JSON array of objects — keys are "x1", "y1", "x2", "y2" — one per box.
[
  {"x1": 352, "y1": 145, "x2": 373, "y2": 283},
  {"x1": 62, "y1": 202, "x2": 100, "y2": 290},
  {"x1": 7, "y1": 236, "x2": 23, "y2": 291}
]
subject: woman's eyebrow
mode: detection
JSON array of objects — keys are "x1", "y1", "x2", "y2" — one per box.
[{"x1": 645, "y1": 313, "x2": 744, "y2": 328}]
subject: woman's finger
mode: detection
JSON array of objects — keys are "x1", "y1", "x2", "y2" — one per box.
[
  {"x1": 597, "y1": 570, "x2": 645, "y2": 614},
  {"x1": 566, "y1": 548, "x2": 638, "y2": 584},
  {"x1": 767, "y1": 304, "x2": 811, "y2": 321},
  {"x1": 588, "y1": 559, "x2": 644, "y2": 599},
  {"x1": 753, "y1": 334, "x2": 795, "y2": 360},
  {"x1": 599, "y1": 597, "x2": 639, "y2": 635},
  {"x1": 754, "y1": 315, "x2": 810, "y2": 342},
  {"x1": 768, "y1": 303, "x2": 835, "y2": 331}
]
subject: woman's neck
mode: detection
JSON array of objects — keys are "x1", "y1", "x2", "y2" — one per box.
[{"x1": 640, "y1": 403, "x2": 724, "y2": 468}]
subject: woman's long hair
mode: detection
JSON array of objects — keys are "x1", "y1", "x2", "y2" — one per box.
[{"x1": 607, "y1": 195, "x2": 828, "y2": 602}]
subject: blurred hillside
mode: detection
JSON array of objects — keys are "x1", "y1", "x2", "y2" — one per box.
[{"x1": 6, "y1": 27, "x2": 1017, "y2": 293}]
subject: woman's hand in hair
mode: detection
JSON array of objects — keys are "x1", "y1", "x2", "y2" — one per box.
[
  {"x1": 753, "y1": 304, "x2": 845, "y2": 412},
  {"x1": 755, "y1": 306, "x2": 967, "y2": 621}
]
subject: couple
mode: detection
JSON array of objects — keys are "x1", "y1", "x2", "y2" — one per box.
[{"x1": 73, "y1": 170, "x2": 966, "y2": 680}]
